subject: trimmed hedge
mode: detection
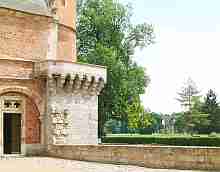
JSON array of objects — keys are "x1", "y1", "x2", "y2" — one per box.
[{"x1": 102, "y1": 136, "x2": 220, "y2": 147}]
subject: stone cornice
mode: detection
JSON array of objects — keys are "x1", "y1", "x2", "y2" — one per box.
[
  {"x1": 35, "y1": 60, "x2": 107, "y2": 96},
  {"x1": 34, "y1": 60, "x2": 107, "y2": 82}
]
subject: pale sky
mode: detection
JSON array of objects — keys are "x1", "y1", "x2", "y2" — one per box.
[{"x1": 121, "y1": 0, "x2": 220, "y2": 114}]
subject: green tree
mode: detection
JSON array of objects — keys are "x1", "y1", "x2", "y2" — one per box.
[
  {"x1": 176, "y1": 78, "x2": 202, "y2": 133},
  {"x1": 150, "y1": 112, "x2": 162, "y2": 133},
  {"x1": 175, "y1": 96, "x2": 210, "y2": 134},
  {"x1": 173, "y1": 112, "x2": 186, "y2": 133},
  {"x1": 190, "y1": 97, "x2": 210, "y2": 134},
  {"x1": 177, "y1": 78, "x2": 200, "y2": 112},
  {"x1": 77, "y1": 0, "x2": 154, "y2": 136},
  {"x1": 127, "y1": 98, "x2": 152, "y2": 132},
  {"x1": 202, "y1": 89, "x2": 220, "y2": 133}
]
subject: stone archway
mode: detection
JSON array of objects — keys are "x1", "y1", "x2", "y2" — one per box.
[
  {"x1": 0, "y1": 86, "x2": 42, "y2": 111},
  {"x1": 0, "y1": 86, "x2": 43, "y2": 156}
]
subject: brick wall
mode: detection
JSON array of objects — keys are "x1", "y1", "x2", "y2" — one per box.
[
  {"x1": 57, "y1": 25, "x2": 76, "y2": 62},
  {"x1": 0, "y1": 8, "x2": 51, "y2": 61},
  {"x1": 0, "y1": 8, "x2": 77, "y2": 62},
  {"x1": 25, "y1": 97, "x2": 41, "y2": 144},
  {"x1": 47, "y1": 145, "x2": 220, "y2": 171},
  {"x1": 0, "y1": 78, "x2": 44, "y2": 144},
  {"x1": 56, "y1": 0, "x2": 76, "y2": 29},
  {"x1": 0, "y1": 78, "x2": 46, "y2": 117},
  {"x1": 0, "y1": 60, "x2": 34, "y2": 79}
]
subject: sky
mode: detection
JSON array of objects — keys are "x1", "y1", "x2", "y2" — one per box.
[{"x1": 121, "y1": 0, "x2": 220, "y2": 114}]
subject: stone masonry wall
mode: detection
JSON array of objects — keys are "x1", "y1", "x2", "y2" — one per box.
[
  {"x1": 45, "y1": 78, "x2": 98, "y2": 144},
  {"x1": 47, "y1": 145, "x2": 220, "y2": 171},
  {"x1": 46, "y1": 90, "x2": 99, "y2": 145}
]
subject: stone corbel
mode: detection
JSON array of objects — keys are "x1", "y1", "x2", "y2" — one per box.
[
  {"x1": 67, "y1": 79, "x2": 74, "y2": 93},
  {"x1": 72, "y1": 75, "x2": 81, "y2": 93},
  {"x1": 96, "y1": 79, "x2": 105, "y2": 95},
  {"x1": 55, "y1": 75, "x2": 65, "y2": 93},
  {"x1": 63, "y1": 74, "x2": 72, "y2": 93},
  {"x1": 48, "y1": 73, "x2": 105, "y2": 95},
  {"x1": 61, "y1": 77, "x2": 66, "y2": 88},
  {"x1": 89, "y1": 81, "x2": 99, "y2": 96},
  {"x1": 48, "y1": 77, "x2": 56, "y2": 96},
  {"x1": 81, "y1": 77, "x2": 91, "y2": 94}
]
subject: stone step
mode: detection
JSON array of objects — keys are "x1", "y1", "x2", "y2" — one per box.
[{"x1": 0, "y1": 154, "x2": 24, "y2": 160}]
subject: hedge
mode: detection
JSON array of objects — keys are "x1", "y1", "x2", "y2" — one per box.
[{"x1": 102, "y1": 136, "x2": 220, "y2": 147}]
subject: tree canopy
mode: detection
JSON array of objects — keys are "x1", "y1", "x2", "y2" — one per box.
[
  {"x1": 77, "y1": 0, "x2": 155, "y2": 135},
  {"x1": 202, "y1": 89, "x2": 220, "y2": 133},
  {"x1": 177, "y1": 78, "x2": 200, "y2": 112},
  {"x1": 175, "y1": 80, "x2": 220, "y2": 134}
]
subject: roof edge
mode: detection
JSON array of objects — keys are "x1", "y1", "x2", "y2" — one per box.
[{"x1": 0, "y1": 6, "x2": 53, "y2": 18}]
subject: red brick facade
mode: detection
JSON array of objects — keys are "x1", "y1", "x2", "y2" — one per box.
[
  {"x1": 0, "y1": 79, "x2": 45, "y2": 145},
  {"x1": 57, "y1": 25, "x2": 76, "y2": 62},
  {"x1": 0, "y1": 8, "x2": 76, "y2": 62},
  {"x1": 0, "y1": 9, "x2": 51, "y2": 61},
  {"x1": 25, "y1": 98, "x2": 41, "y2": 144},
  {"x1": 0, "y1": 0, "x2": 106, "y2": 155},
  {"x1": 0, "y1": 0, "x2": 77, "y2": 151}
]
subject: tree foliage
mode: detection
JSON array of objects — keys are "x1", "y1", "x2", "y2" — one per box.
[
  {"x1": 77, "y1": 0, "x2": 155, "y2": 136},
  {"x1": 150, "y1": 112, "x2": 163, "y2": 133},
  {"x1": 175, "y1": 86, "x2": 220, "y2": 134},
  {"x1": 172, "y1": 112, "x2": 186, "y2": 133},
  {"x1": 127, "y1": 98, "x2": 152, "y2": 130},
  {"x1": 177, "y1": 78, "x2": 200, "y2": 112},
  {"x1": 176, "y1": 78, "x2": 201, "y2": 133},
  {"x1": 202, "y1": 89, "x2": 220, "y2": 133}
]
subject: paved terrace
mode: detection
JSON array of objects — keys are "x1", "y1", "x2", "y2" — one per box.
[{"x1": 0, "y1": 157, "x2": 212, "y2": 172}]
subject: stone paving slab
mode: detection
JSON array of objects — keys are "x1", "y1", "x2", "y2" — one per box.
[{"x1": 0, "y1": 157, "x2": 213, "y2": 172}]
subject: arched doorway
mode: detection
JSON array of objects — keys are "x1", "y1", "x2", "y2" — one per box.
[
  {"x1": 1, "y1": 95, "x2": 24, "y2": 154},
  {"x1": 0, "y1": 92, "x2": 41, "y2": 155}
]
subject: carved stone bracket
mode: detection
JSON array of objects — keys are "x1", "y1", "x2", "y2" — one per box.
[
  {"x1": 48, "y1": 73, "x2": 105, "y2": 96},
  {"x1": 34, "y1": 60, "x2": 107, "y2": 96}
]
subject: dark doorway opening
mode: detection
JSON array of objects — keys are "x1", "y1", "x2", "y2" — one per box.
[{"x1": 3, "y1": 113, "x2": 21, "y2": 154}]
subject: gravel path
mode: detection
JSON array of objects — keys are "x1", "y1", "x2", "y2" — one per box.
[{"x1": 0, "y1": 157, "x2": 212, "y2": 172}]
